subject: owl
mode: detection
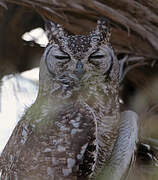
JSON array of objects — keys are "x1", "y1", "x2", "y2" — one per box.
[{"x1": 0, "y1": 20, "x2": 138, "y2": 180}]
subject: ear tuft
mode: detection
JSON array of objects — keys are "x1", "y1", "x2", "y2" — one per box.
[
  {"x1": 44, "y1": 20, "x2": 57, "y2": 42},
  {"x1": 96, "y1": 18, "x2": 111, "y2": 43},
  {"x1": 44, "y1": 19, "x2": 68, "y2": 43},
  {"x1": 45, "y1": 20, "x2": 55, "y2": 31}
]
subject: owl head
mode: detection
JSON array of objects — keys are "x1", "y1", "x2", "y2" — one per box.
[{"x1": 39, "y1": 19, "x2": 119, "y2": 96}]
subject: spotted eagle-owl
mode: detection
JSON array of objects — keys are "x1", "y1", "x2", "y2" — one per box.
[{"x1": 0, "y1": 20, "x2": 138, "y2": 180}]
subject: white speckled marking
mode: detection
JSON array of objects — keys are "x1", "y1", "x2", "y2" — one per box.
[
  {"x1": 22, "y1": 128, "x2": 27, "y2": 137},
  {"x1": 52, "y1": 157, "x2": 57, "y2": 165},
  {"x1": 43, "y1": 148, "x2": 52, "y2": 152},
  {"x1": 47, "y1": 167, "x2": 52, "y2": 175},
  {"x1": 60, "y1": 126, "x2": 70, "y2": 131},
  {"x1": 41, "y1": 105, "x2": 50, "y2": 116},
  {"x1": 21, "y1": 128, "x2": 28, "y2": 144},
  {"x1": 90, "y1": 139, "x2": 98, "y2": 172},
  {"x1": 71, "y1": 128, "x2": 83, "y2": 135},
  {"x1": 62, "y1": 168, "x2": 72, "y2": 176},
  {"x1": 57, "y1": 145, "x2": 66, "y2": 152},
  {"x1": 67, "y1": 158, "x2": 76, "y2": 169},
  {"x1": 10, "y1": 154, "x2": 14, "y2": 163},
  {"x1": 35, "y1": 118, "x2": 42, "y2": 123},
  {"x1": 77, "y1": 143, "x2": 88, "y2": 160},
  {"x1": 70, "y1": 120, "x2": 80, "y2": 128},
  {"x1": 52, "y1": 138, "x2": 62, "y2": 145}
]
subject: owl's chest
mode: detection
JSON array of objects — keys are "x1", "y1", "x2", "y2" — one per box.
[
  {"x1": 44, "y1": 94, "x2": 120, "y2": 177},
  {"x1": 51, "y1": 93, "x2": 119, "y2": 142},
  {"x1": 51, "y1": 100, "x2": 97, "y2": 156},
  {"x1": 31, "y1": 101, "x2": 98, "y2": 178},
  {"x1": 1, "y1": 93, "x2": 120, "y2": 179}
]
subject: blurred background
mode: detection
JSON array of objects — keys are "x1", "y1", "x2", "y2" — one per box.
[{"x1": 0, "y1": 0, "x2": 158, "y2": 179}]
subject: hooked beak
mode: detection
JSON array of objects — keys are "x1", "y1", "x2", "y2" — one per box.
[{"x1": 75, "y1": 61, "x2": 84, "y2": 79}]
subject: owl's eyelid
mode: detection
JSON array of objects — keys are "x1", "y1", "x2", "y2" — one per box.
[
  {"x1": 90, "y1": 48, "x2": 105, "y2": 59},
  {"x1": 90, "y1": 55, "x2": 104, "y2": 59},
  {"x1": 55, "y1": 55, "x2": 70, "y2": 60}
]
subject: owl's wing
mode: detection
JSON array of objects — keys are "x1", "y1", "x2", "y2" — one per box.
[
  {"x1": 0, "y1": 118, "x2": 33, "y2": 179},
  {"x1": 96, "y1": 110, "x2": 138, "y2": 180}
]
